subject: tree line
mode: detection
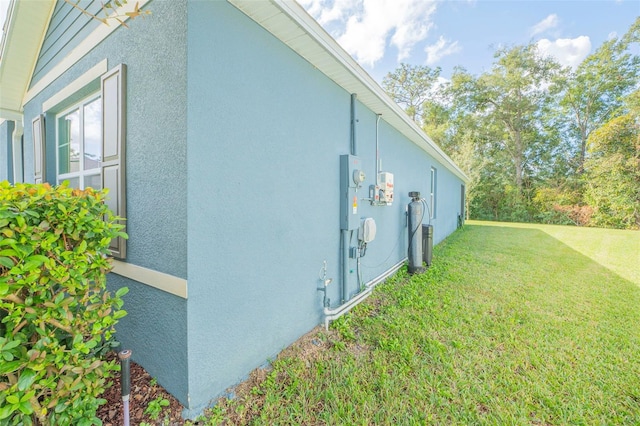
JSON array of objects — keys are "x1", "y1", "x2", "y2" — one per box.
[{"x1": 383, "y1": 18, "x2": 639, "y2": 229}]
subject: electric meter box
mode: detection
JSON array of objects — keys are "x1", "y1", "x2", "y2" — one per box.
[
  {"x1": 378, "y1": 172, "x2": 394, "y2": 205},
  {"x1": 340, "y1": 154, "x2": 364, "y2": 230}
]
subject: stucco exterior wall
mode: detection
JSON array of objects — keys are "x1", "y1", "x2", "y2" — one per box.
[
  {"x1": 185, "y1": 0, "x2": 465, "y2": 412},
  {"x1": 0, "y1": 120, "x2": 14, "y2": 182},
  {"x1": 22, "y1": 0, "x2": 190, "y2": 404},
  {"x1": 15, "y1": 0, "x2": 465, "y2": 414}
]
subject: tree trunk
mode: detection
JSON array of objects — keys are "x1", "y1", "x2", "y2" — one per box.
[{"x1": 513, "y1": 130, "x2": 524, "y2": 193}]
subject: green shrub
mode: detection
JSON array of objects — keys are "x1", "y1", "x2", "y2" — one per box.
[{"x1": 0, "y1": 182, "x2": 128, "y2": 425}]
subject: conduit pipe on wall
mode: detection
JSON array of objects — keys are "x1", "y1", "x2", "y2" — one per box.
[
  {"x1": 340, "y1": 93, "x2": 359, "y2": 303},
  {"x1": 324, "y1": 257, "x2": 406, "y2": 330},
  {"x1": 340, "y1": 230, "x2": 349, "y2": 303},
  {"x1": 350, "y1": 93, "x2": 357, "y2": 155},
  {"x1": 375, "y1": 114, "x2": 381, "y2": 178}
]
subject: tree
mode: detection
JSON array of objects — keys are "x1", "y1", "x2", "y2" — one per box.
[
  {"x1": 382, "y1": 64, "x2": 442, "y2": 124},
  {"x1": 583, "y1": 90, "x2": 640, "y2": 229},
  {"x1": 64, "y1": 0, "x2": 150, "y2": 27},
  {"x1": 559, "y1": 17, "x2": 640, "y2": 173},
  {"x1": 457, "y1": 44, "x2": 563, "y2": 194}
]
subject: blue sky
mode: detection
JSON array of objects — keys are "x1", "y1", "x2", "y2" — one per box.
[
  {"x1": 1, "y1": 0, "x2": 637, "y2": 83},
  {"x1": 299, "y1": 0, "x2": 640, "y2": 82}
]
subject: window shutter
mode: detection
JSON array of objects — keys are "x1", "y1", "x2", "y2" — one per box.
[
  {"x1": 32, "y1": 115, "x2": 45, "y2": 184},
  {"x1": 101, "y1": 64, "x2": 127, "y2": 259}
]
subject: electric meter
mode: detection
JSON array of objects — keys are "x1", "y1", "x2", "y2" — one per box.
[
  {"x1": 378, "y1": 172, "x2": 394, "y2": 205},
  {"x1": 353, "y1": 169, "x2": 366, "y2": 186}
]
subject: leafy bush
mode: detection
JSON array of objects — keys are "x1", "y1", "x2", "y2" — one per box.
[
  {"x1": 532, "y1": 187, "x2": 593, "y2": 226},
  {"x1": 0, "y1": 182, "x2": 128, "y2": 425},
  {"x1": 584, "y1": 114, "x2": 640, "y2": 229}
]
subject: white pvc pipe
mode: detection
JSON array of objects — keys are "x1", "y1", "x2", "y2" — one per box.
[{"x1": 324, "y1": 257, "x2": 406, "y2": 329}]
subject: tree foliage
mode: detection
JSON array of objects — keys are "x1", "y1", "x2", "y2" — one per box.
[
  {"x1": 382, "y1": 17, "x2": 640, "y2": 229},
  {"x1": 454, "y1": 44, "x2": 563, "y2": 193},
  {"x1": 63, "y1": 0, "x2": 150, "y2": 28},
  {"x1": 559, "y1": 18, "x2": 640, "y2": 173},
  {"x1": 584, "y1": 95, "x2": 640, "y2": 229},
  {"x1": 382, "y1": 63, "x2": 442, "y2": 124}
]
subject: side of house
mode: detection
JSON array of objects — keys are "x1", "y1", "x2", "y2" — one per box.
[
  {"x1": 183, "y1": 0, "x2": 467, "y2": 413},
  {"x1": 1, "y1": 0, "x2": 192, "y2": 404},
  {"x1": 1, "y1": 0, "x2": 468, "y2": 416},
  {"x1": 0, "y1": 120, "x2": 15, "y2": 182}
]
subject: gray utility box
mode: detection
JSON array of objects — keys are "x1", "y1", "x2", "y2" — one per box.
[
  {"x1": 340, "y1": 154, "x2": 363, "y2": 230},
  {"x1": 422, "y1": 224, "x2": 433, "y2": 267}
]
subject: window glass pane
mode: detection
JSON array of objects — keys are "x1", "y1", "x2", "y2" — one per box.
[
  {"x1": 58, "y1": 109, "x2": 80, "y2": 174},
  {"x1": 84, "y1": 98, "x2": 102, "y2": 170},
  {"x1": 62, "y1": 176, "x2": 80, "y2": 188},
  {"x1": 84, "y1": 173, "x2": 102, "y2": 190}
]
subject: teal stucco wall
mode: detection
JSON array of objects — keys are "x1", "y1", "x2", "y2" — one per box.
[
  {"x1": 17, "y1": 0, "x2": 465, "y2": 414},
  {"x1": 22, "y1": 0, "x2": 190, "y2": 405},
  {"x1": 185, "y1": 0, "x2": 465, "y2": 413},
  {"x1": 0, "y1": 120, "x2": 14, "y2": 182}
]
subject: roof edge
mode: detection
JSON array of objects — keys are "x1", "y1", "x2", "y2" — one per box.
[
  {"x1": 0, "y1": 0, "x2": 56, "y2": 119},
  {"x1": 228, "y1": 0, "x2": 469, "y2": 183}
]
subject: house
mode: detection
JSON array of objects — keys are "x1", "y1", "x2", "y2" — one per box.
[{"x1": 0, "y1": 0, "x2": 468, "y2": 416}]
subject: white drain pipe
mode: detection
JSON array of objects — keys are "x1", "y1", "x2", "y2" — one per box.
[{"x1": 324, "y1": 258, "x2": 406, "y2": 329}]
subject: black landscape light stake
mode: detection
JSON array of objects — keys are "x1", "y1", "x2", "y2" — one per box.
[{"x1": 118, "y1": 349, "x2": 132, "y2": 426}]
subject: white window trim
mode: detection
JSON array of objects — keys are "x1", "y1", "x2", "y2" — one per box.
[
  {"x1": 55, "y1": 93, "x2": 102, "y2": 188},
  {"x1": 42, "y1": 60, "x2": 108, "y2": 112},
  {"x1": 430, "y1": 167, "x2": 437, "y2": 220}
]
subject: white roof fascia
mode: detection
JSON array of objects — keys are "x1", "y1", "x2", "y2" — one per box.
[{"x1": 228, "y1": 0, "x2": 469, "y2": 183}]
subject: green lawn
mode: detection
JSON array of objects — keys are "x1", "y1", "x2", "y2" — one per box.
[{"x1": 201, "y1": 222, "x2": 640, "y2": 425}]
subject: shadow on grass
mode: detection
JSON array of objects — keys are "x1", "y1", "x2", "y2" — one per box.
[
  {"x1": 465, "y1": 220, "x2": 640, "y2": 286},
  {"x1": 416, "y1": 223, "x2": 640, "y2": 423}
]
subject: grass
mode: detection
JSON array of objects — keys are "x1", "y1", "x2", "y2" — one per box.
[{"x1": 198, "y1": 221, "x2": 640, "y2": 425}]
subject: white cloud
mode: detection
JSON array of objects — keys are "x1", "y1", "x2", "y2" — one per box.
[
  {"x1": 530, "y1": 14, "x2": 559, "y2": 37},
  {"x1": 424, "y1": 36, "x2": 461, "y2": 65},
  {"x1": 608, "y1": 31, "x2": 618, "y2": 40},
  {"x1": 301, "y1": 0, "x2": 439, "y2": 67},
  {"x1": 298, "y1": 0, "x2": 361, "y2": 26},
  {"x1": 0, "y1": 0, "x2": 10, "y2": 29},
  {"x1": 536, "y1": 36, "x2": 591, "y2": 69}
]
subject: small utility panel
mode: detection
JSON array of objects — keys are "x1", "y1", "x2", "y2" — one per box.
[
  {"x1": 378, "y1": 172, "x2": 394, "y2": 205},
  {"x1": 340, "y1": 154, "x2": 364, "y2": 230}
]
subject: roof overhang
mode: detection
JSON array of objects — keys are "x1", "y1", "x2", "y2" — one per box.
[
  {"x1": 0, "y1": 0, "x2": 56, "y2": 121},
  {"x1": 228, "y1": 0, "x2": 469, "y2": 183}
]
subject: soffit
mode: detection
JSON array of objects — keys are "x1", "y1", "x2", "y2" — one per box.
[
  {"x1": 228, "y1": 0, "x2": 468, "y2": 183},
  {"x1": 0, "y1": 0, "x2": 55, "y2": 120}
]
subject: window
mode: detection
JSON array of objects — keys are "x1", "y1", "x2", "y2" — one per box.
[
  {"x1": 56, "y1": 96, "x2": 102, "y2": 189},
  {"x1": 34, "y1": 64, "x2": 127, "y2": 258},
  {"x1": 430, "y1": 167, "x2": 437, "y2": 219}
]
